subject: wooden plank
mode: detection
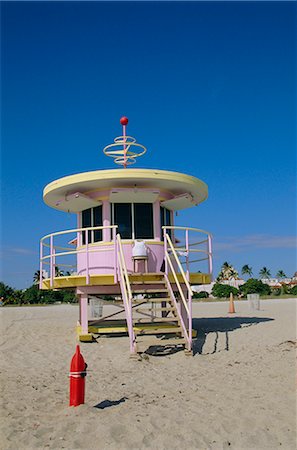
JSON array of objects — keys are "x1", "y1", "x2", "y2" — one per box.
[
  {"x1": 132, "y1": 288, "x2": 168, "y2": 294},
  {"x1": 132, "y1": 297, "x2": 171, "y2": 303}
]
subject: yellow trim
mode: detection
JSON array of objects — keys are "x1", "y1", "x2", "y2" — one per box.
[
  {"x1": 41, "y1": 272, "x2": 211, "y2": 290},
  {"x1": 43, "y1": 169, "x2": 208, "y2": 211}
]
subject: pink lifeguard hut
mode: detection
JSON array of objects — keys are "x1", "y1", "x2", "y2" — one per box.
[{"x1": 40, "y1": 118, "x2": 212, "y2": 355}]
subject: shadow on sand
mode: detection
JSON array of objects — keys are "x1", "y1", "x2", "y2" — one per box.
[{"x1": 192, "y1": 316, "x2": 274, "y2": 356}]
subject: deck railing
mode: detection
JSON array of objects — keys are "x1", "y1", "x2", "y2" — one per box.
[
  {"x1": 163, "y1": 226, "x2": 213, "y2": 279},
  {"x1": 40, "y1": 225, "x2": 118, "y2": 288}
]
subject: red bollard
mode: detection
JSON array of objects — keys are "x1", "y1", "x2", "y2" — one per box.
[{"x1": 69, "y1": 345, "x2": 87, "y2": 406}]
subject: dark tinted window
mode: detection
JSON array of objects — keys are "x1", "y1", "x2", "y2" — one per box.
[
  {"x1": 93, "y1": 206, "x2": 102, "y2": 242},
  {"x1": 160, "y1": 206, "x2": 172, "y2": 240},
  {"x1": 134, "y1": 204, "x2": 153, "y2": 239},
  {"x1": 114, "y1": 203, "x2": 132, "y2": 239},
  {"x1": 82, "y1": 206, "x2": 102, "y2": 244},
  {"x1": 82, "y1": 209, "x2": 92, "y2": 244}
]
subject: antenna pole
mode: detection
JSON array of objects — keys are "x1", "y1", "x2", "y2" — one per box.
[
  {"x1": 120, "y1": 116, "x2": 129, "y2": 169},
  {"x1": 123, "y1": 123, "x2": 127, "y2": 169}
]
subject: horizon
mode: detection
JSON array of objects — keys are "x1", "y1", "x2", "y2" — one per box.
[{"x1": 1, "y1": 1, "x2": 296, "y2": 289}]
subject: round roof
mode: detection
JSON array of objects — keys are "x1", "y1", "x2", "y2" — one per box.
[{"x1": 43, "y1": 168, "x2": 208, "y2": 212}]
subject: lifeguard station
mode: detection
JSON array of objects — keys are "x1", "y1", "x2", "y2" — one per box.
[{"x1": 39, "y1": 117, "x2": 212, "y2": 355}]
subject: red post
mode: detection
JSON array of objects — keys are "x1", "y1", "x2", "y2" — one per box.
[{"x1": 69, "y1": 345, "x2": 87, "y2": 406}]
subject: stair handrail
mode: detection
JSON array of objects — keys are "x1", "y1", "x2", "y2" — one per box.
[
  {"x1": 165, "y1": 233, "x2": 194, "y2": 299},
  {"x1": 116, "y1": 234, "x2": 136, "y2": 354},
  {"x1": 116, "y1": 234, "x2": 132, "y2": 301},
  {"x1": 164, "y1": 231, "x2": 193, "y2": 351}
]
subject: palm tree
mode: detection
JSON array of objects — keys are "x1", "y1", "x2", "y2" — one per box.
[
  {"x1": 33, "y1": 270, "x2": 44, "y2": 285},
  {"x1": 259, "y1": 267, "x2": 271, "y2": 279},
  {"x1": 276, "y1": 270, "x2": 287, "y2": 279},
  {"x1": 229, "y1": 268, "x2": 239, "y2": 279},
  {"x1": 55, "y1": 266, "x2": 64, "y2": 277},
  {"x1": 241, "y1": 264, "x2": 253, "y2": 278},
  {"x1": 216, "y1": 262, "x2": 239, "y2": 281}
]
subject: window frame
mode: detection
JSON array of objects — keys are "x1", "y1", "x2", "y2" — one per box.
[
  {"x1": 111, "y1": 202, "x2": 154, "y2": 240},
  {"x1": 81, "y1": 205, "x2": 103, "y2": 244}
]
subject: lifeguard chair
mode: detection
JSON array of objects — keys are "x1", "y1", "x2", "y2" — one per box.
[{"x1": 39, "y1": 117, "x2": 212, "y2": 355}]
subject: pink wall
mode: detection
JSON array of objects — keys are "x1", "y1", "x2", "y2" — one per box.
[{"x1": 77, "y1": 242, "x2": 165, "y2": 275}]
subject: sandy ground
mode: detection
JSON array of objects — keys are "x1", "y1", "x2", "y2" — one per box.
[{"x1": 0, "y1": 299, "x2": 296, "y2": 450}]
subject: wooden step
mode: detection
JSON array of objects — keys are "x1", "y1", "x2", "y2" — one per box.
[
  {"x1": 130, "y1": 280, "x2": 165, "y2": 285},
  {"x1": 135, "y1": 306, "x2": 176, "y2": 312},
  {"x1": 134, "y1": 326, "x2": 182, "y2": 335},
  {"x1": 132, "y1": 288, "x2": 168, "y2": 294},
  {"x1": 134, "y1": 317, "x2": 178, "y2": 323},
  {"x1": 132, "y1": 297, "x2": 171, "y2": 303}
]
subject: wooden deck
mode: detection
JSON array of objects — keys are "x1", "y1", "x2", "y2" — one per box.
[{"x1": 41, "y1": 272, "x2": 211, "y2": 290}]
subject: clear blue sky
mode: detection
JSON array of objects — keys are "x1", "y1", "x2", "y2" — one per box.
[{"x1": 1, "y1": 1, "x2": 296, "y2": 289}]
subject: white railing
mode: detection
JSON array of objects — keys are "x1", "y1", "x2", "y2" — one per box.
[
  {"x1": 40, "y1": 225, "x2": 118, "y2": 288},
  {"x1": 116, "y1": 234, "x2": 136, "y2": 354},
  {"x1": 163, "y1": 232, "x2": 193, "y2": 351},
  {"x1": 163, "y1": 226, "x2": 212, "y2": 352},
  {"x1": 163, "y1": 226, "x2": 213, "y2": 279}
]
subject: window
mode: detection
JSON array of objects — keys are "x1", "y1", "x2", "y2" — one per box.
[
  {"x1": 134, "y1": 204, "x2": 153, "y2": 239},
  {"x1": 82, "y1": 206, "x2": 102, "y2": 244},
  {"x1": 114, "y1": 203, "x2": 132, "y2": 239},
  {"x1": 160, "y1": 206, "x2": 172, "y2": 240},
  {"x1": 112, "y1": 203, "x2": 154, "y2": 239}
]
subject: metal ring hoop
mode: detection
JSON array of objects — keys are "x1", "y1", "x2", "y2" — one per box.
[{"x1": 103, "y1": 135, "x2": 147, "y2": 166}]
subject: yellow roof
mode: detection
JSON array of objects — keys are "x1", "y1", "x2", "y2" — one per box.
[{"x1": 43, "y1": 168, "x2": 208, "y2": 212}]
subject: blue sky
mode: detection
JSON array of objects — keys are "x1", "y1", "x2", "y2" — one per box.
[{"x1": 1, "y1": 1, "x2": 296, "y2": 289}]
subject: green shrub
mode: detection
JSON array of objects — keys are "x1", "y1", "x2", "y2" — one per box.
[
  {"x1": 193, "y1": 291, "x2": 209, "y2": 299},
  {"x1": 240, "y1": 278, "x2": 271, "y2": 296},
  {"x1": 290, "y1": 285, "x2": 297, "y2": 295},
  {"x1": 211, "y1": 283, "x2": 239, "y2": 298}
]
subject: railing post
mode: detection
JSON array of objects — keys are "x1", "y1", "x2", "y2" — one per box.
[
  {"x1": 208, "y1": 234, "x2": 213, "y2": 280},
  {"x1": 164, "y1": 228, "x2": 168, "y2": 275},
  {"x1": 188, "y1": 289, "x2": 192, "y2": 351},
  {"x1": 39, "y1": 241, "x2": 43, "y2": 289},
  {"x1": 113, "y1": 227, "x2": 118, "y2": 283},
  {"x1": 50, "y1": 235, "x2": 54, "y2": 287},
  {"x1": 85, "y1": 229, "x2": 90, "y2": 285},
  {"x1": 185, "y1": 228, "x2": 189, "y2": 282}
]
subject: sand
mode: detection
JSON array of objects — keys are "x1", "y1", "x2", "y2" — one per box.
[{"x1": 0, "y1": 299, "x2": 296, "y2": 450}]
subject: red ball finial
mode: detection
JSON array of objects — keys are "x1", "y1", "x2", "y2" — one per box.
[{"x1": 120, "y1": 116, "x2": 129, "y2": 126}]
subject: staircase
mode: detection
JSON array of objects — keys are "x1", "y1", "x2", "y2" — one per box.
[
  {"x1": 117, "y1": 233, "x2": 193, "y2": 356},
  {"x1": 129, "y1": 275, "x2": 186, "y2": 353}
]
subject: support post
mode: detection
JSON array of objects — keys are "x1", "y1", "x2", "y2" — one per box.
[
  {"x1": 185, "y1": 228, "x2": 189, "y2": 282},
  {"x1": 50, "y1": 235, "x2": 54, "y2": 287},
  {"x1": 39, "y1": 241, "x2": 43, "y2": 289},
  {"x1": 208, "y1": 235, "x2": 213, "y2": 280},
  {"x1": 80, "y1": 294, "x2": 88, "y2": 334},
  {"x1": 85, "y1": 230, "x2": 89, "y2": 285},
  {"x1": 113, "y1": 227, "x2": 118, "y2": 283},
  {"x1": 164, "y1": 229, "x2": 168, "y2": 275}
]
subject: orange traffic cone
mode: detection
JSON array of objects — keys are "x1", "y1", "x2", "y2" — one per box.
[{"x1": 229, "y1": 292, "x2": 235, "y2": 314}]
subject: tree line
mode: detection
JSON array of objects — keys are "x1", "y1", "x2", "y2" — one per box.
[{"x1": 194, "y1": 262, "x2": 297, "y2": 299}]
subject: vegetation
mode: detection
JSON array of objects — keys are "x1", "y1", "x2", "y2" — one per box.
[
  {"x1": 216, "y1": 261, "x2": 239, "y2": 281},
  {"x1": 241, "y1": 264, "x2": 253, "y2": 278},
  {"x1": 0, "y1": 282, "x2": 77, "y2": 306},
  {"x1": 276, "y1": 270, "x2": 287, "y2": 279},
  {"x1": 211, "y1": 283, "x2": 239, "y2": 298},
  {"x1": 259, "y1": 267, "x2": 271, "y2": 279},
  {"x1": 240, "y1": 278, "x2": 271, "y2": 296},
  {"x1": 290, "y1": 285, "x2": 297, "y2": 296},
  {"x1": 193, "y1": 291, "x2": 209, "y2": 299}
]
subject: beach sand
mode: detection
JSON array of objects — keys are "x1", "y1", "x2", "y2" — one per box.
[{"x1": 1, "y1": 299, "x2": 296, "y2": 450}]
